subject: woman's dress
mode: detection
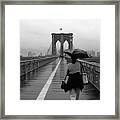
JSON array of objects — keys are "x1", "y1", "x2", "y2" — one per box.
[{"x1": 67, "y1": 62, "x2": 84, "y2": 91}]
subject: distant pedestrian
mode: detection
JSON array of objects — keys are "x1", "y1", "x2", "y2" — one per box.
[{"x1": 64, "y1": 54, "x2": 84, "y2": 100}]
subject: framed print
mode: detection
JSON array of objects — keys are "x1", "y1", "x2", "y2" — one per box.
[{"x1": 0, "y1": 0, "x2": 119, "y2": 119}]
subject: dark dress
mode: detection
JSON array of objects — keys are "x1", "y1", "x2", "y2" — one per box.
[
  {"x1": 65, "y1": 62, "x2": 84, "y2": 92},
  {"x1": 67, "y1": 72, "x2": 84, "y2": 91}
]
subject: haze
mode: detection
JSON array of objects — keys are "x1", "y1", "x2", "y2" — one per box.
[{"x1": 20, "y1": 19, "x2": 100, "y2": 56}]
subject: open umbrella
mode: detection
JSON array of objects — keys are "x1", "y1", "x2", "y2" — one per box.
[
  {"x1": 72, "y1": 49, "x2": 89, "y2": 59},
  {"x1": 64, "y1": 49, "x2": 89, "y2": 59},
  {"x1": 64, "y1": 49, "x2": 72, "y2": 57}
]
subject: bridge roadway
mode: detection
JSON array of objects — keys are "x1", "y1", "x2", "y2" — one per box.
[{"x1": 20, "y1": 58, "x2": 100, "y2": 100}]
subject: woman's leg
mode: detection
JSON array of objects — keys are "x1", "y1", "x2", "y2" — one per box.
[
  {"x1": 69, "y1": 89, "x2": 76, "y2": 100},
  {"x1": 75, "y1": 88, "x2": 80, "y2": 100}
]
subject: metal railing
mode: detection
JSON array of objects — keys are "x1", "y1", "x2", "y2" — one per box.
[
  {"x1": 20, "y1": 56, "x2": 58, "y2": 76},
  {"x1": 78, "y1": 59, "x2": 100, "y2": 91}
]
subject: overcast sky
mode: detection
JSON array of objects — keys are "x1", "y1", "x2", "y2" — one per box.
[{"x1": 20, "y1": 19, "x2": 100, "y2": 56}]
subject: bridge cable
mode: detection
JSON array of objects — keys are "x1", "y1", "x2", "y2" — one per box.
[{"x1": 46, "y1": 43, "x2": 52, "y2": 55}]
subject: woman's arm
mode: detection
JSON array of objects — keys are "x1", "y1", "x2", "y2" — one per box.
[{"x1": 64, "y1": 69, "x2": 69, "y2": 83}]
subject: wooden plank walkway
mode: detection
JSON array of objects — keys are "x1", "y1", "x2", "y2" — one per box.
[{"x1": 20, "y1": 58, "x2": 100, "y2": 100}]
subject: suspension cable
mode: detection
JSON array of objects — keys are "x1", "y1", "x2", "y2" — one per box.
[{"x1": 46, "y1": 43, "x2": 52, "y2": 55}]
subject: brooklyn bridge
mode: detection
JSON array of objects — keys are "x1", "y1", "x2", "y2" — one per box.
[{"x1": 20, "y1": 33, "x2": 100, "y2": 100}]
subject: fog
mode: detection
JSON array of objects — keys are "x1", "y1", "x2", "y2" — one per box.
[{"x1": 20, "y1": 19, "x2": 100, "y2": 56}]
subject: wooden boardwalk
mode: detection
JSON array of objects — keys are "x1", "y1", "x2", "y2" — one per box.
[{"x1": 20, "y1": 58, "x2": 100, "y2": 100}]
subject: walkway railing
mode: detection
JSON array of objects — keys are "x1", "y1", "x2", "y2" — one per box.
[
  {"x1": 20, "y1": 56, "x2": 58, "y2": 76},
  {"x1": 78, "y1": 59, "x2": 100, "y2": 91}
]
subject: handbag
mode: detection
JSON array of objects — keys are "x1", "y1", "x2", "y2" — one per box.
[
  {"x1": 82, "y1": 73, "x2": 88, "y2": 84},
  {"x1": 61, "y1": 81, "x2": 68, "y2": 92},
  {"x1": 80, "y1": 63, "x2": 89, "y2": 85},
  {"x1": 61, "y1": 73, "x2": 69, "y2": 92}
]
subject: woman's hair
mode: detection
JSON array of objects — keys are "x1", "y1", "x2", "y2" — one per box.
[{"x1": 71, "y1": 54, "x2": 77, "y2": 64}]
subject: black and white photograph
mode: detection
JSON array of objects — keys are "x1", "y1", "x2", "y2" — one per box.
[
  {"x1": 4, "y1": 4, "x2": 116, "y2": 116},
  {"x1": 20, "y1": 19, "x2": 100, "y2": 100}
]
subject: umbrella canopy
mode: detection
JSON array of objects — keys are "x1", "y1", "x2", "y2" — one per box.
[
  {"x1": 64, "y1": 49, "x2": 89, "y2": 59},
  {"x1": 64, "y1": 51, "x2": 72, "y2": 56},
  {"x1": 64, "y1": 49, "x2": 72, "y2": 57},
  {"x1": 72, "y1": 49, "x2": 89, "y2": 59}
]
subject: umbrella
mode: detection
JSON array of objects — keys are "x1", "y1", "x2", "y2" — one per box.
[
  {"x1": 72, "y1": 49, "x2": 89, "y2": 59},
  {"x1": 64, "y1": 51, "x2": 72, "y2": 56},
  {"x1": 64, "y1": 49, "x2": 72, "y2": 57}
]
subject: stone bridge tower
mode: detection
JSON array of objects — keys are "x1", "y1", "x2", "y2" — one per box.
[{"x1": 51, "y1": 33, "x2": 73, "y2": 56}]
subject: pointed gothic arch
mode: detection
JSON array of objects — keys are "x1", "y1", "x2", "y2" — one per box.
[
  {"x1": 64, "y1": 40, "x2": 69, "y2": 51},
  {"x1": 51, "y1": 33, "x2": 73, "y2": 56}
]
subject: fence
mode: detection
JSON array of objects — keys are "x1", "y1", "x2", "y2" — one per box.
[
  {"x1": 20, "y1": 56, "x2": 58, "y2": 76},
  {"x1": 78, "y1": 59, "x2": 100, "y2": 91}
]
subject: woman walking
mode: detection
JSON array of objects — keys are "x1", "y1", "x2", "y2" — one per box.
[{"x1": 64, "y1": 54, "x2": 84, "y2": 100}]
